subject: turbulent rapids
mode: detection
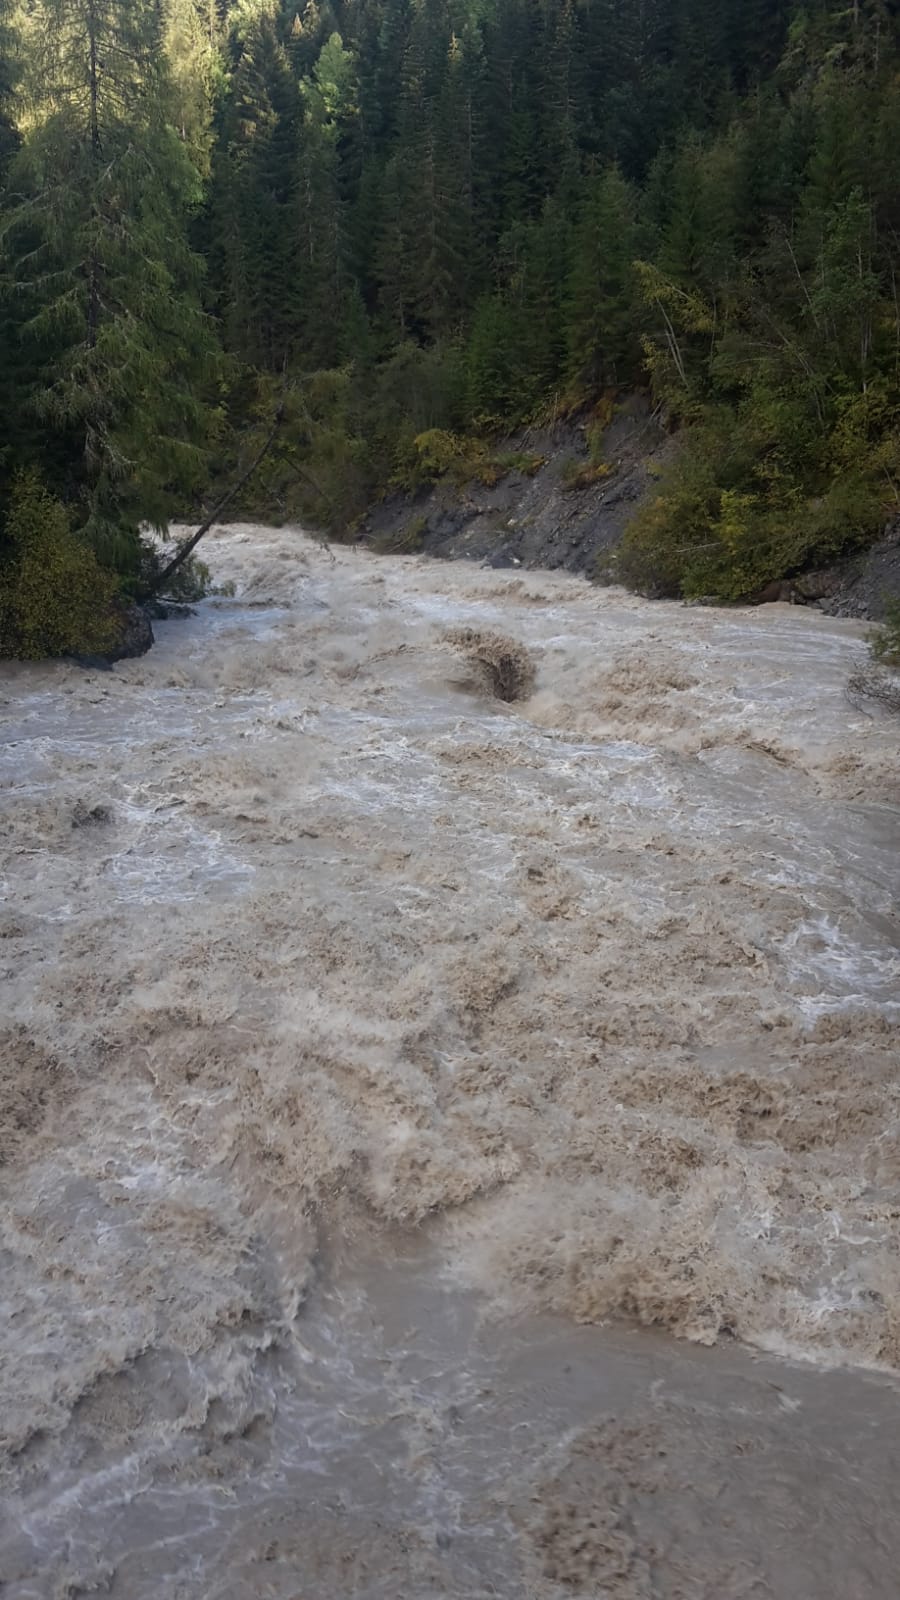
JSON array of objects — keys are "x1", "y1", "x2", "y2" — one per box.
[{"x1": 1, "y1": 525, "x2": 899, "y2": 1597}]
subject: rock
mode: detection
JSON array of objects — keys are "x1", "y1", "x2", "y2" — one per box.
[
  {"x1": 70, "y1": 653, "x2": 114, "y2": 673},
  {"x1": 353, "y1": 397, "x2": 674, "y2": 576},
  {"x1": 71, "y1": 602, "x2": 154, "y2": 669},
  {"x1": 762, "y1": 526, "x2": 900, "y2": 619},
  {"x1": 143, "y1": 598, "x2": 195, "y2": 622},
  {"x1": 106, "y1": 603, "x2": 154, "y2": 664},
  {"x1": 72, "y1": 802, "x2": 113, "y2": 828},
  {"x1": 793, "y1": 567, "x2": 844, "y2": 601},
  {"x1": 750, "y1": 579, "x2": 802, "y2": 605},
  {"x1": 827, "y1": 524, "x2": 900, "y2": 619},
  {"x1": 350, "y1": 404, "x2": 900, "y2": 614}
]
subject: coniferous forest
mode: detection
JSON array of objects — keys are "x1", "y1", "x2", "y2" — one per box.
[{"x1": 1, "y1": 0, "x2": 899, "y2": 653}]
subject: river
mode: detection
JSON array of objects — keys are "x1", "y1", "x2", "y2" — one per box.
[{"x1": 1, "y1": 524, "x2": 899, "y2": 1596}]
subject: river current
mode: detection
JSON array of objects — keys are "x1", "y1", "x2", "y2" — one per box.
[{"x1": 1, "y1": 526, "x2": 898, "y2": 1596}]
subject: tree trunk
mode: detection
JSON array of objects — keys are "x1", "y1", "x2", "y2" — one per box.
[{"x1": 146, "y1": 405, "x2": 285, "y2": 596}]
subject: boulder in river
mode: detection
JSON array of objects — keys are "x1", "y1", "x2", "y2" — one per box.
[{"x1": 71, "y1": 602, "x2": 154, "y2": 669}]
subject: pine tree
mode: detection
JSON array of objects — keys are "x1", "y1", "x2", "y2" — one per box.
[
  {"x1": 3, "y1": 0, "x2": 220, "y2": 570},
  {"x1": 163, "y1": 0, "x2": 223, "y2": 175},
  {"x1": 566, "y1": 166, "x2": 640, "y2": 395},
  {"x1": 0, "y1": 0, "x2": 19, "y2": 169},
  {"x1": 296, "y1": 30, "x2": 360, "y2": 365},
  {"x1": 206, "y1": 0, "x2": 301, "y2": 369},
  {"x1": 0, "y1": 0, "x2": 22, "y2": 538}
]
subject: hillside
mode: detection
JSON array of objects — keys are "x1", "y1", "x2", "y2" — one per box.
[{"x1": 2, "y1": 0, "x2": 900, "y2": 649}]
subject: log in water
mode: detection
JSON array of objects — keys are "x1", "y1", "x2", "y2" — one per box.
[{"x1": 1, "y1": 526, "x2": 899, "y2": 1596}]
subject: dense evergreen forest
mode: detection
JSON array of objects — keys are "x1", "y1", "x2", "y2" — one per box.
[{"x1": 1, "y1": 0, "x2": 899, "y2": 654}]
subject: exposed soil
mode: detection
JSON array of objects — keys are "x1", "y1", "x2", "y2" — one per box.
[
  {"x1": 358, "y1": 394, "x2": 674, "y2": 575},
  {"x1": 355, "y1": 397, "x2": 900, "y2": 618}
]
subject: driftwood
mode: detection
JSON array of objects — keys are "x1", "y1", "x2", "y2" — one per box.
[
  {"x1": 147, "y1": 405, "x2": 285, "y2": 597},
  {"x1": 846, "y1": 663, "x2": 900, "y2": 715}
]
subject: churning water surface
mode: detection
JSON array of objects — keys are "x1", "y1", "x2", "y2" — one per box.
[{"x1": 1, "y1": 526, "x2": 899, "y2": 1597}]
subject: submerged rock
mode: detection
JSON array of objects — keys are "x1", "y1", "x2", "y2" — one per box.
[
  {"x1": 70, "y1": 602, "x2": 154, "y2": 669},
  {"x1": 107, "y1": 602, "x2": 154, "y2": 662}
]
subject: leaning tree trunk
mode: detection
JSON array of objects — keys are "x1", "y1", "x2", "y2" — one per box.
[{"x1": 146, "y1": 404, "x2": 285, "y2": 597}]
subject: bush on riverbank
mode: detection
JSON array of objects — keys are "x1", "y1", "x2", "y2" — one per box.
[
  {"x1": 615, "y1": 432, "x2": 885, "y2": 603},
  {"x1": 0, "y1": 477, "x2": 120, "y2": 660}
]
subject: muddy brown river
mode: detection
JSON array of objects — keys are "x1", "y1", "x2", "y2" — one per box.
[{"x1": 1, "y1": 525, "x2": 899, "y2": 1597}]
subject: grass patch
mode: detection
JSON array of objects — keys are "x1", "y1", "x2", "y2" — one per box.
[
  {"x1": 491, "y1": 451, "x2": 547, "y2": 478},
  {"x1": 560, "y1": 458, "x2": 614, "y2": 492}
]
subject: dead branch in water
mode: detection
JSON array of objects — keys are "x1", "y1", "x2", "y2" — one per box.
[{"x1": 847, "y1": 663, "x2": 900, "y2": 715}]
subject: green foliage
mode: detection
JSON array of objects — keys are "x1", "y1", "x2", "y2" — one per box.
[
  {"x1": 617, "y1": 413, "x2": 886, "y2": 600},
  {"x1": 0, "y1": 476, "x2": 119, "y2": 659},
  {"x1": 2, "y1": 0, "x2": 221, "y2": 575},
  {"x1": 3, "y1": 0, "x2": 900, "y2": 646},
  {"x1": 407, "y1": 429, "x2": 495, "y2": 487},
  {"x1": 464, "y1": 294, "x2": 531, "y2": 424},
  {"x1": 491, "y1": 451, "x2": 546, "y2": 478},
  {"x1": 138, "y1": 547, "x2": 228, "y2": 603},
  {"x1": 561, "y1": 458, "x2": 614, "y2": 493},
  {"x1": 620, "y1": 17, "x2": 900, "y2": 599},
  {"x1": 565, "y1": 167, "x2": 642, "y2": 398},
  {"x1": 398, "y1": 429, "x2": 551, "y2": 492},
  {"x1": 558, "y1": 402, "x2": 618, "y2": 490}
]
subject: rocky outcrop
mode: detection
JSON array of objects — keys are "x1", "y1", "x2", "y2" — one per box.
[
  {"x1": 109, "y1": 603, "x2": 154, "y2": 661},
  {"x1": 355, "y1": 396, "x2": 900, "y2": 620},
  {"x1": 357, "y1": 395, "x2": 675, "y2": 576},
  {"x1": 817, "y1": 523, "x2": 900, "y2": 619},
  {"x1": 748, "y1": 529, "x2": 900, "y2": 617},
  {"x1": 70, "y1": 603, "x2": 154, "y2": 670}
]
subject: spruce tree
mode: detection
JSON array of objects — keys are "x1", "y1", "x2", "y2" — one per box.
[
  {"x1": 0, "y1": 0, "x2": 22, "y2": 537},
  {"x1": 296, "y1": 31, "x2": 359, "y2": 365},
  {"x1": 3, "y1": 0, "x2": 220, "y2": 571},
  {"x1": 565, "y1": 167, "x2": 640, "y2": 395},
  {"x1": 162, "y1": 0, "x2": 223, "y2": 175},
  {"x1": 207, "y1": 0, "x2": 300, "y2": 370}
]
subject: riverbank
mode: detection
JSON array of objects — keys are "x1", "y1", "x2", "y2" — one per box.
[{"x1": 352, "y1": 399, "x2": 900, "y2": 618}]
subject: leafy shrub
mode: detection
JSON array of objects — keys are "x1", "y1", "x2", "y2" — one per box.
[
  {"x1": 412, "y1": 429, "x2": 479, "y2": 481},
  {"x1": 0, "y1": 475, "x2": 119, "y2": 659},
  {"x1": 398, "y1": 429, "x2": 504, "y2": 490},
  {"x1": 613, "y1": 461, "x2": 713, "y2": 597},
  {"x1": 584, "y1": 407, "x2": 613, "y2": 461},
  {"x1": 617, "y1": 420, "x2": 885, "y2": 601}
]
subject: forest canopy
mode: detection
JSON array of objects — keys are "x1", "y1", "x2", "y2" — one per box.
[{"x1": 1, "y1": 0, "x2": 899, "y2": 650}]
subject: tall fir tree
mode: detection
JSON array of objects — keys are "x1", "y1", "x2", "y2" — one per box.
[
  {"x1": 3, "y1": 0, "x2": 220, "y2": 569},
  {"x1": 207, "y1": 0, "x2": 301, "y2": 370},
  {"x1": 566, "y1": 167, "x2": 641, "y2": 395}
]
